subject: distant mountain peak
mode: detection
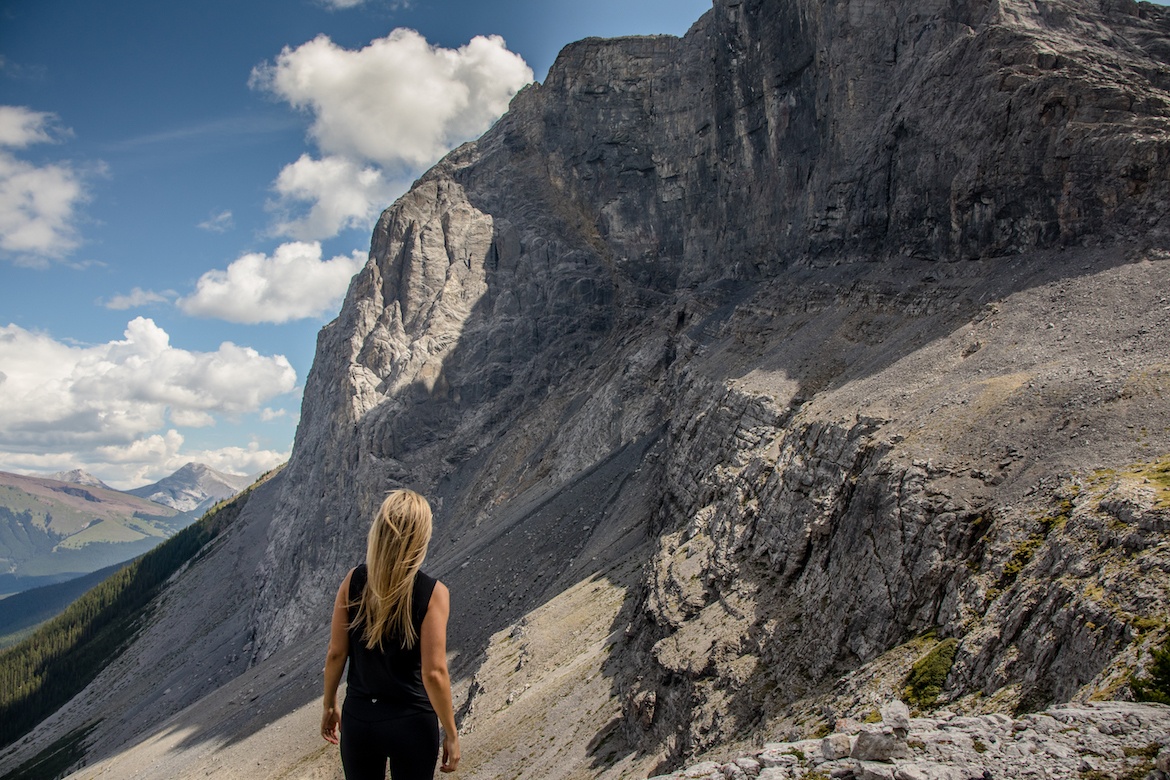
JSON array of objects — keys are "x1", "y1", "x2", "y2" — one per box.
[
  {"x1": 126, "y1": 463, "x2": 252, "y2": 515},
  {"x1": 47, "y1": 469, "x2": 112, "y2": 491}
]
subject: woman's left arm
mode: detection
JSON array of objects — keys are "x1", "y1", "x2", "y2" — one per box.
[{"x1": 321, "y1": 570, "x2": 353, "y2": 745}]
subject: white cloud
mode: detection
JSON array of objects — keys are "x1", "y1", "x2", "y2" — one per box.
[
  {"x1": 320, "y1": 0, "x2": 412, "y2": 9},
  {"x1": 198, "y1": 209, "x2": 234, "y2": 233},
  {"x1": 169, "y1": 409, "x2": 216, "y2": 427},
  {"x1": 0, "y1": 105, "x2": 89, "y2": 264},
  {"x1": 0, "y1": 106, "x2": 61, "y2": 148},
  {"x1": 0, "y1": 152, "x2": 86, "y2": 263},
  {"x1": 178, "y1": 240, "x2": 365, "y2": 324},
  {"x1": 252, "y1": 29, "x2": 532, "y2": 170},
  {"x1": 94, "y1": 430, "x2": 185, "y2": 465},
  {"x1": 268, "y1": 154, "x2": 398, "y2": 239},
  {"x1": 260, "y1": 407, "x2": 288, "y2": 421},
  {"x1": 101, "y1": 286, "x2": 176, "y2": 310},
  {"x1": 178, "y1": 441, "x2": 288, "y2": 479},
  {"x1": 0, "y1": 318, "x2": 297, "y2": 453},
  {"x1": 250, "y1": 29, "x2": 531, "y2": 240}
]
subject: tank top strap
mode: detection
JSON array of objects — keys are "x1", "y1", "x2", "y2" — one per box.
[{"x1": 412, "y1": 570, "x2": 437, "y2": 630}]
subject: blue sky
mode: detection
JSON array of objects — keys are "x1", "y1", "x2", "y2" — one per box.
[{"x1": 0, "y1": 0, "x2": 713, "y2": 488}]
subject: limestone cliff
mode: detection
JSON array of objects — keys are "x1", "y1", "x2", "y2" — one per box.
[{"x1": 7, "y1": 1, "x2": 1170, "y2": 778}]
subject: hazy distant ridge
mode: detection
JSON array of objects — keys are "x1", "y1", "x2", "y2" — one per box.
[
  {"x1": 125, "y1": 462, "x2": 253, "y2": 515},
  {"x1": 0, "y1": 463, "x2": 252, "y2": 597}
]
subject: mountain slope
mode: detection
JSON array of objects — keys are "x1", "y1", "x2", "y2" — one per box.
[
  {"x1": 0, "y1": 562, "x2": 126, "y2": 649},
  {"x1": 5, "y1": 1, "x2": 1170, "y2": 778},
  {"x1": 0, "y1": 471, "x2": 184, "y2": 596}
]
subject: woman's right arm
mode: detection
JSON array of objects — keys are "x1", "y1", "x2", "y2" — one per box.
[
  {"x1": 321, "y1": 569, "x2": 353, "y2": 745},
  {"x1": 421, "y1": 581, "x2": 460, "y2": 773}
]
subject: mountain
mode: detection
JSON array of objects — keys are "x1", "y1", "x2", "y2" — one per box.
[
  {"x1": 0, "y1": 471, "x2": 186, "y2": 597},
  {"x1": 125, "y1": 462, "x2": 253, "y2": 515},
  {"x1": 4, "y1": 1, "x2": 1170, "y2": 778},
  {"x1": 46, "y1": 470, "x2": 112, "y2": 491}
]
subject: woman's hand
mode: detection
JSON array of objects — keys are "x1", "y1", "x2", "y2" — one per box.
[
  {"x1": 321, "y1": 704, "x2": 341, "y2": 744},
  {"x1": 440, "y1": 730, "x2": 460, "y2": 773}
]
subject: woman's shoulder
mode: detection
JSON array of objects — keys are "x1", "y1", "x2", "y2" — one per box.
[{"x1": 348, "y1": 564, "x2": 368, "y2": 598}]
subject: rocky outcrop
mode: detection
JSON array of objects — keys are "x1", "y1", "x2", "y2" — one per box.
[{"x1": 650, "y1": 700, "x2": 1170, "y2": 780}]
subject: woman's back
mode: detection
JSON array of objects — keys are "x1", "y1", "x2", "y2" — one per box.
[{"x1": 344, "y1": 564, "x2": 437, "y2": 718}]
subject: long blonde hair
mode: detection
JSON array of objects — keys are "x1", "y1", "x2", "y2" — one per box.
[{"x1": 353, "y1": 489, "x2": 433, "y2": 651}]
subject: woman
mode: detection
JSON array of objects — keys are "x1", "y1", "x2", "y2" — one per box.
[{"x1": 321, "y1": 489, "x2": 461, "y2": 778}]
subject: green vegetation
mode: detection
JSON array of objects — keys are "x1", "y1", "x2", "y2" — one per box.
[
  {"x1": 903, "y1": 637, "x2": 958, "y2": 709},
  {"x1": 1131, "y1": 638, "x2": 1170, "y2": 705},
  {"x1": 1122, "y1": 743, "x2": 1161, "y2": 759},
  {"x1": 995, "y1": 497, "x2": 1071, "y2": 593},
  {"x1": 0, "y1": 480, "x2": 259, "y2": 749},
  {"x1": 0, "y1": 562, "x2": 128, "y2": 647},
  {"x1": 809, "y1": 722, "x2": 832, "y2": 739},
  {"x1": 1127, "y1": 455, "x2": 1170, "y2": 508},
  {"x1": 1090, "y1": 454, "x2": 1170, "y2": 509}
]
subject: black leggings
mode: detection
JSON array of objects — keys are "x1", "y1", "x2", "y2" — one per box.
[{"x1": 340, "y1": 706, "x2": 439, "y2": 780}]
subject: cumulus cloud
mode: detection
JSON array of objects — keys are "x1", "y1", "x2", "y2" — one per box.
[
  {"x1": 178, "y1": 241, "x2": 365, "y2": 324},
  {"x1": 0, "y1": 106, "x2": 62, "y2": 148},
  {"x1": 0, "y1": 106, "x2": 90, "y2": 264},
  {"x1": 250, "y1": 29, "x2": 531, "y2": 240},
  {"x1": 0, "y1": 318, "x2": 297, "y2": 453},
  {"x1": 252, "y1": 29, "x2": 532, "y2": 169},
  {"x1": 268, "y1": 154, "x2": 397, "y2": 239},
  {"x1": 178, "y1": 440, "x2": 288, "y2": 478},
  {"x1": 101, "y1": 286, "x2": 176, "y2": 310}
]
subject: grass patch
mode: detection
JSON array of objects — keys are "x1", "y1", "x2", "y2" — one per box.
[
  {"x1": 904, "y1": 637, "x2": 958, "y2": 709},
  {"x1": 1122, "y1": 742, "x2": 1161, "y2": 759}
]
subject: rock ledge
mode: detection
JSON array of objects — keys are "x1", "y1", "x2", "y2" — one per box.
[{"x1": 651, "y1": 701, "x2": 1170, "y2": 780}]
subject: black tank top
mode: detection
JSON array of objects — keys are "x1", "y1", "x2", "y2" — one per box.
[{"x1": 345, "y1": 564, "x2": 438, "y2": 719}]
